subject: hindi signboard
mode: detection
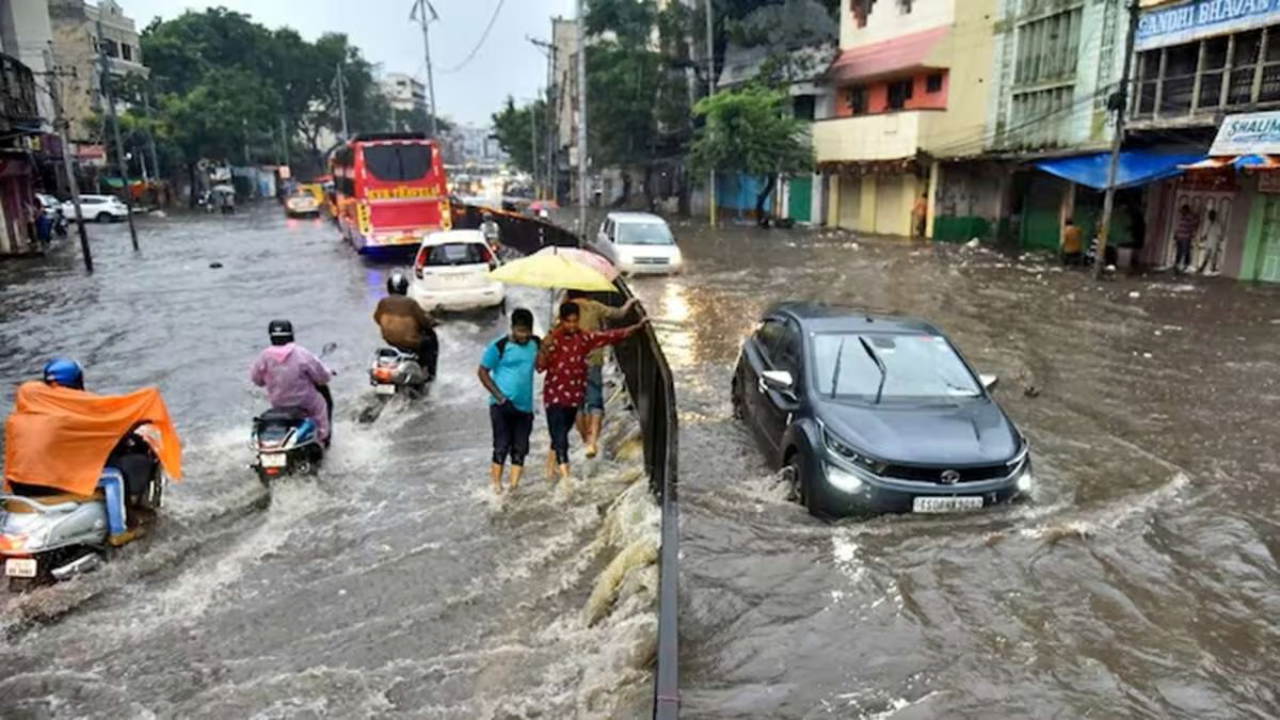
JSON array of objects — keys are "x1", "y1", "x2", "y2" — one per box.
[
  {"x1": 1209, "y1": 111, "x2": 1280, "y2": 156},
  {"x1": 1137, "y1": 0, "x2": 1280, "y2": 51}
]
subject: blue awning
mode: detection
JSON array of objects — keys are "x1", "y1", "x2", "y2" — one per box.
[{"x1": 1033, "y1": 152, "x2": 1205, "y2": 190}]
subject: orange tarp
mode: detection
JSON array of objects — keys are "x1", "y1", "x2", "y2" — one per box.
[{"x1": 3, "y1": 382, "x2": 182, "y2": 496}]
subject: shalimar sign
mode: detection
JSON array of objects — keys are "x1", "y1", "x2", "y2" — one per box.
[
  {"x1": 1137, "y1": 0, "x2": 1280, "y2": 51},
  {"x1": 1209, "y1": 111, "x2": 1280, "y2": 155}
]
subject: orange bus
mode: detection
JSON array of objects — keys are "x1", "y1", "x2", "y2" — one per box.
[{"x1": 329, "y1": 133, "x2": 452, "y2": 254}]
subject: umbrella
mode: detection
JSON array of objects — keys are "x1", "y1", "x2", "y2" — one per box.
[
  {"x1": 529, "y1": 200, "x2": 559, "y2": 211},
  {"x1": 534, "y1": 246, "x2": 618, "y2": 281},
  {"x1": 489, "y1": 251, "x2": 617, "y2": 292}
]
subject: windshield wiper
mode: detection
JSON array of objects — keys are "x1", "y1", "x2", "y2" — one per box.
[
  {"x1": 830, "y1": 337, "x2": 846, "y2": 399},
  {"x1": 857, "y1": 337, "x2": 888, "y2": 405}
]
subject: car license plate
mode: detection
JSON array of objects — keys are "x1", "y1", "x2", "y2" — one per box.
[
  {"x1": 912, "y1": 496, "x2": 984, "y2": 514},
  {"x1": 375, "y1": 384, "x2": 397, "y2": 396},
  {"x1": 260, "y1": 453, "x2": 288, "y2": 469},
  {"x1": 5, "y1": 558, "x2": 37, "y2": 578}
]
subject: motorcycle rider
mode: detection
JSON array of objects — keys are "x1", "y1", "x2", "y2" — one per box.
[
  {"x1": 374, "y1": 272, "x2": 439, "y2": 381},
  {"x1": 480, "y1": 210, "x2": 501, "y2": 252},
  {"x1": 42, "y1": 357, "x2": 86, "y2": 391},
  {"x1": 250, "y1": 320, "x2": 334, "y2": 447}
]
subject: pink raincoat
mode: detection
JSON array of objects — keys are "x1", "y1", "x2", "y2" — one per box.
[{"x1": 249, "y1": 343, "x2": 332, "y2": 441}]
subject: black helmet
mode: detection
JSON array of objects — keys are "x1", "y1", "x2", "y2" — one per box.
[
  {"x1": 268, "y1": 319, "x2": 294, "y2": 346},
  {"x1": 387, "y1": 271, "x2": 410, "y2": 296}
]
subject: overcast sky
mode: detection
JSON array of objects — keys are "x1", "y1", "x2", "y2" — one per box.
[{"x1": 122, "y1": 0, "x2": 578, "y2": 127}]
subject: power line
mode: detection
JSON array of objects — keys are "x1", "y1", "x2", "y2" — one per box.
[{"x1": 439, "y1": 0, "x2": 508, "y2": 75}]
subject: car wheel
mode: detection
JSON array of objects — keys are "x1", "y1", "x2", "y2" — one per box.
[
  {"x1": 731, "y1": 375, "x2": 746, "y2": 421},
  {"x1": 96, "y1": 212, "x2": 112, "y2": 223},
  {"x1": 782, "y1": 452, "x2": 806, "y2": 506}
]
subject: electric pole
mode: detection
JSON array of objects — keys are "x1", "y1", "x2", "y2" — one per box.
[
  {"x1": 96, "y1": 17, "x2": 139, "y2": 250},
  {"x1": 576, "y1": 0, "x2": 588, "y2": 235},
  {"x1": 531, "y1": 94, "x2": 539, "y2": 198},
  {"x1": 43, "y1": 48, "x2": 93, "y2": 273},
  {"x1": 334, "y1": 63, "x2": 349, "y2": 140},
  {"x1": 706, "y1": 0, "x2": 717, "y2": 227},
  {"x1": 529, "y1": 35, "x2": 557, "y2": 202},
  {"x1": 1096, "y1": 0, "x2": 1141, "y2": 279},
  {"x1": 142, "y1": 90, "x2": 160, "y2": 189},
  {"x1": 280, "y1": 117, "x2": 290, "y2": 167},
  {"x1": 412, "y1": 0, "x2": 440, "y2": 138}
]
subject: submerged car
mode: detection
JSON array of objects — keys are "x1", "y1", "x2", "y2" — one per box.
[
  {"x1": 732, "y1": 304, "x2": 1033, "y2": 519},
  {"x1": 409, "y1": 229, "x2": 505, "y2": 312},
  {"x1": 284, "y1": 190, "x2": 320, "y2": 218},
  {"x1": 593, "y1": 212, "x2": 684, "y2": 275}
]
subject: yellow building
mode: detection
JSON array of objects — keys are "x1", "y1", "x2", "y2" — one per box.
[{"x1": 815, "y1": 0, "x2": 997, "y2": 237}]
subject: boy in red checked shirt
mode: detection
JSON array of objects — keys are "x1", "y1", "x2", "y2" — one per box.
[{"x1": 537, "y1": 301, "x2": 648, "y2": 483}]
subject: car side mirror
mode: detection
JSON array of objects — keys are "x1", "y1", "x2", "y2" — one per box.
[
  {"x1": 980, "y1": 373, "x2": 999, "y2": 391},
  {"x1": 762, "y1": 370, "x2": 795, "y2": 390}
]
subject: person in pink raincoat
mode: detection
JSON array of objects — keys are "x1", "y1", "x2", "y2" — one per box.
[{"x1": 250, "y1": 320, "x2": 334, "y2": 445}]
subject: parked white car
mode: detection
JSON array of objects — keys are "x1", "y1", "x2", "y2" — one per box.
[
  {"x1": 409, "y1": 230, "x2": 506, "y2": 312},
  {"x1": 594, "y1": 212, "x2": 684, "y2": 275},
  {"x1": 62, "y1": 195, "x2": 129, "y2": 223}
]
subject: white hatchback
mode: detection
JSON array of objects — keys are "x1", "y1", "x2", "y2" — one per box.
[
  {"x1": 594, "y1": 212, "x2": 684, "y2": 275},
  {"x1": 410, "y1": 230, "x2": 506, "y2": 312},
  {"x1": 62, "y1": 195, "x2": 129, "y2": 223}
]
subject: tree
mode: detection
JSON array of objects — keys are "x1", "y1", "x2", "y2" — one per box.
[
  {"x1": 689, "y1": 85, "x2": 813, "y2": 224},
  {"x1": 491, "y1": 97, "x2": 551, "y2": 175}
]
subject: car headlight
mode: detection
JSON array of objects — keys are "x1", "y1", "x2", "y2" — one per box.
[
  {"x1": 1016, "y1": 466, "x2": 1034, "y2": 493},
  {"x1": 823, "y1": 428, "x2": 886, "y2": 475},
  {"x1": 826, "y1": 464, "x2": 864, "y2": 494}
]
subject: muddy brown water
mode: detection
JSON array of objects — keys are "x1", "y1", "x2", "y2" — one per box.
[{"x1": 618, "y1": 220, "x2": 1280, "y2": 720}]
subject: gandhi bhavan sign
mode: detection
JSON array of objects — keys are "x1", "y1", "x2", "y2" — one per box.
[
  {"x1": 1209, "y1": 111, "x2": 1280, "y2": 155},
  {"x1": 1137, "y1": 0, "x2": 1280, "y2": 51}
]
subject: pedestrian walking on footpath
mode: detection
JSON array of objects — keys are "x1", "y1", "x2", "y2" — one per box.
[
  {"x1": 1172, "y1": 204, "x2": 1198, "y2": 273},
  {"x1": 911, "y1": 192, "x2": 928, "y2": 239},
  {"x1": 478, "y1": 308, "x2": 540, "y2": 495},
  {"x1": 564, "y1": 290, "x2": 640, "y2": 458},
  {"x1": 537, "y1": 302, "x2": 648, "y2": 484},
  {"x1": 1061, "y1": 219, "x2": 1084, "y2": 266},
  {"x1": 1197, "y1": 209, "x2": 1225, "y2": 275}
]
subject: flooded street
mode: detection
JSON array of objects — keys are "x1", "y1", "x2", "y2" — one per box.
[
  {"x1": 623, "y1": 221, "x2": 1280, "y2": 719},
  {"x1": 0, "y1": 208, "x2": 657, "y2": 719}
]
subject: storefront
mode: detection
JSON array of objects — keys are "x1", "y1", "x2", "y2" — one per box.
[{"x1": 0, "y1": 152, "x2": 35, "y2": 255}]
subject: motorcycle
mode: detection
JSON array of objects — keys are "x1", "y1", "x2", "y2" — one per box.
[
  {"x1": 369, "y1": 348, "x2": 430, "y2": 398},
  {"x1": 1, "y1": 427, "x2": 167, "y2": 592},
  {"x1": 249, "y1": 406, "x2": 326, "y2": 483}
]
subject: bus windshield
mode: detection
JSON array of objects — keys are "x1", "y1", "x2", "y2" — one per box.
[{"x1": 362, "y1": 144, "x2": 433, "y2": 182}]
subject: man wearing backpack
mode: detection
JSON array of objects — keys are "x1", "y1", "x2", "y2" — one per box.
[{"x1": 478, "y1": 308, "x2": 539, "y2": 495}]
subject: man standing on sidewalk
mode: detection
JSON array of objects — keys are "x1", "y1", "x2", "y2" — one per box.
[
  {"x1": 537, "y1": 302, "x2": 648, "y2": 484},
  {"x1": 478, "y1": 309, "x2": 539, "y2": 495},
  {"x1": 564, "y1": 290, "x2": 639, "y2": 458},
  {"x1": 1197, "y1": 209, "x2": 1225, "y2": 275}
]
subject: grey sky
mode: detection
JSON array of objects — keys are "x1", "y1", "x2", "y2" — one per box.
[{"x1": 121, "y1": 0, "x2": 578, "y2": 127}]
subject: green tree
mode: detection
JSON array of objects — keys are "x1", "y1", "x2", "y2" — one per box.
[
  {"x1": 689, "y1": 85, "x2": 813, "y2": 223},
  {"x1": 491, "y1": 97, "x2": 550, "y2": 174}
]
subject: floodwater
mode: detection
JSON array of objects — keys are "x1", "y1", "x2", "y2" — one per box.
[
  {"x1": 621, "y1": 220, "x2": 1280, "y2": 719},
  {"x1": 0, "y1": 208, "x2": 658, "y2": 719}
]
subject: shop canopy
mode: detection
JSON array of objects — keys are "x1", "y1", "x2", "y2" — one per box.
[
  {"x1": 1032, "y1": 152, "x2": 1204, "y2": 191},
  {"x1": 1178, "y1": 154, "x2": 1280, "y2": 170}
]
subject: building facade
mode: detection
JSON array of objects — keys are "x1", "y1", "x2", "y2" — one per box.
[
  {"x1": 49, "y1": 0, "x2": 147, "y2": 144},
  {"x1": 0, "y1": 52, "x2": 41, "y2": 255},
  {"x1": 380, "y1": 72, "x2": 427, "y2": 113},
  {"x1": 552, "y1": 16, "x2": 579, "y2": 202},
  {"x1": 816, "y1": 0, "x2": 998, "y2": 237}
]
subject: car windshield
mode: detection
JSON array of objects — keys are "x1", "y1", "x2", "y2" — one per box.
[
  {"x1": 810, "y1": 332, "x2": 981, "y2": 400},
  {"x1": 424, "y1": 242, "x2": 490, "y2": 267},
  {"x1": 617, "y1": 222, "x2": 674, "y2": 245}
]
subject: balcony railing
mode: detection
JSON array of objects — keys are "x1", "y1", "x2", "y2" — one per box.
[{"x1": 0, "y1": 53, "x2": 39, "y2": 126}]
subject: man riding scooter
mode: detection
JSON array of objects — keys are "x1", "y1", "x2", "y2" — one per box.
[
  {"x1": 250, "y1": 320, "x2": 334, "y2": 447},
  {"x1": 374, "y1": 272, "x2": 439, "y2": 381}
]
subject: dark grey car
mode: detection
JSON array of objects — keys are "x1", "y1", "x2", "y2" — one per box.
[{"x1": 732, "y1": 304, "x2": 1033, "y2": 518}]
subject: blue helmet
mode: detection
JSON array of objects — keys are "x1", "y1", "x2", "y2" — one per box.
[{"x1": 43, "y1": 358, "x2": 85, "y2": 390}]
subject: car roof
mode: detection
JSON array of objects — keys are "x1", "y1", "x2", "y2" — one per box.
[
  {"x1": 420, "y1": 229, "x2": 486, "y2": 246},
  {"x1": 606, "y1": 212, "x2": 667, "y2": 224},
  {"x1": 764, "y1": 303, "x2": 944, "y2": 335}
]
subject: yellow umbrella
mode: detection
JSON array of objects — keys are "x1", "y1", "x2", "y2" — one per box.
[{"x1": 489, "y1": 251, "x2": 617, "y2": 292}]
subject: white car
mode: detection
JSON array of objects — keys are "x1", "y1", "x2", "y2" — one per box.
[
  {"x1": 409, "y1": 229, "x2": 506, "y2": 312},
  {"x1": 62, "y1": 195, "x2": 129, "y2": 223},
  {"x1": 594, "y1": 212, "x2": 684, "y2": 275}
]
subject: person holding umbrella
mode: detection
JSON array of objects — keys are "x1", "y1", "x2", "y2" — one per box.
[{"x1": 537, "y1": 302, "x2": 648, "y2": 483}]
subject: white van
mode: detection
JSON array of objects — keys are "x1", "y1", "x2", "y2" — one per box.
[
  {"x1": 409, "y1": 230, "x2": 506, "y2": 312},
  {"x1": 594, "y1": 212, "x2": 684, "y2": 275}
]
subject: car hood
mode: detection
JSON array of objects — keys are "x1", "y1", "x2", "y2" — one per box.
[{"x1": 817, "y1": 398, "x2": 1019, "y2": 466}]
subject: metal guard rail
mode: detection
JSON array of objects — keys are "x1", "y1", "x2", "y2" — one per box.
[{"x1": 455, "y1": 205, "x2": 681, "y2": 718}]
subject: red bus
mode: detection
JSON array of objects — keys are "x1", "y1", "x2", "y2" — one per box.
[{"x1": 329, "y1": 133, "x2": 452, "y2": 253}]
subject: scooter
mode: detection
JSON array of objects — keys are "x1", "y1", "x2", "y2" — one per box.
[
  {"x1": 369, "y1": 348, "x2": 430, "y2": 398},
  {"x1": 249, "y1": 407, "x2": 325, "y2": 483},
  {"x1": 0, "y1": 428, "x2": 166, "y2": 592}
]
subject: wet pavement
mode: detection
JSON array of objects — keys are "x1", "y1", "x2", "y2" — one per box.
[
  {"x1": 618, "y1": 220, "x2": 1280, "y2": 719},
  {"x1": 0, "y1": 207, "x2": 657, "y2": 719}
]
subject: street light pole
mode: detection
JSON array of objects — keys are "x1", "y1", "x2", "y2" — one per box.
[
  {"x1": 531, "y1": 96, "x2": 540, "y2": 199},
  {"x1": 44, "y1": 48, "x2": 93, "y2": 272},
  {"x1": 413, "y1": 0, "x2": 440, "y2": 138},
  {"x1": 706, "y1": 0, "x2": 717, "y2": 228},
  {"x1": 1096, "y1": 0, "x2": 1141, "y2": 279},
  {"x1": 576, "y1": 0, "x2": 588, "y2": 236},
  {"x1": 335, "y1": 63, "x2": 349, "y2": 140},
  {"x1": 96, "y1": 17, "x2": 139, "y2": 250}
]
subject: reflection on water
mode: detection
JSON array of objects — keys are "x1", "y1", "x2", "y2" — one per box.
[{"x1": 629, "y1": 223, "x2": 1280, "y2": 720}]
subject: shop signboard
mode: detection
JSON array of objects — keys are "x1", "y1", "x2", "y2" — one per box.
[
  {"x1": 1209, "y1": 111, "x2": 1280, "y2": 155},
  {"x1": 1137, "y1": 0, "x2": 1280, "y2": 51}
]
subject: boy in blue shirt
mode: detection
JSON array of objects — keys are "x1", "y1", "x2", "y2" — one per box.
[{"x1": 478, "y1": 308, "x2": 539, "y2": 495}]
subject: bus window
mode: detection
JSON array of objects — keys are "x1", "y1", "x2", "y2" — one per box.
[{"x1": 363, "y1": 144, "x2": 433, "y2": 182}]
